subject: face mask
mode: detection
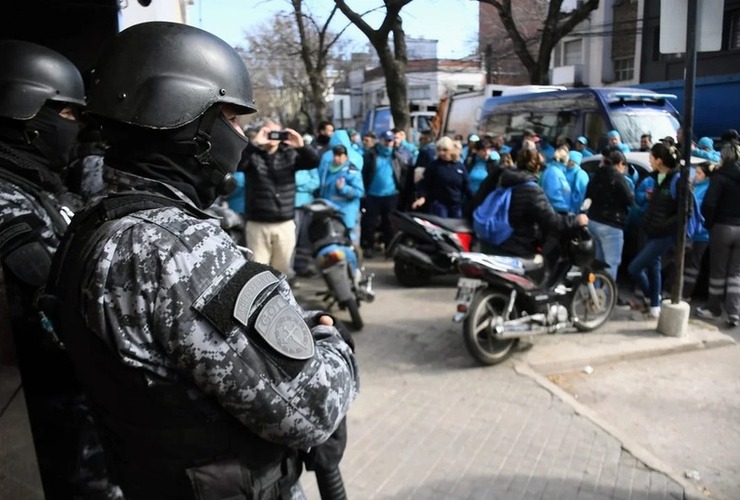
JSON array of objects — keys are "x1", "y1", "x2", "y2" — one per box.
[
  {"x1": 198, "y1": 113, "x2": 248, "y2": 199},
  {"x1": 28, "y1": 105, "x2": 80, "y2": 172},
  {"x1": 316, "y1": 134, "x2": 330, "y2": 146}
]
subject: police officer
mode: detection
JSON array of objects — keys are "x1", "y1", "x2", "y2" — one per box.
[
  {"x1": 43, "y1": 22, "x2": 358, "y2": 500},
  {"x1": 0, "y1": 40, "x2": 123, "y2": 499}
]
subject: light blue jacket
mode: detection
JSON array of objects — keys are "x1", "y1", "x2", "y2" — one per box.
[
  {"x1": 318, "y1": 161, "x2": 365, "y2": 229},
  {"x1": 691, "y1": 178, "x2": 710, "y2": 242},
  {"x1": 540, "y1": 161, "x2": 571, "y2": 213},
  {"x1": 319, "y1": 130, "x2": 364, "y2": 172},
  {"x1": 295, "y1": 168, "x2": 320, "y2": 207},
  {"x1": 692, "y1": 148, "x2": 721, "y2": 163},
  {"x1": 566, "y1": 165, "x2": 590, "y2": 213}
]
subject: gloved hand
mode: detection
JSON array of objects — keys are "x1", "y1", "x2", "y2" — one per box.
[
  {"x1": 313, "y1": 313, "x2": 355, "y2": 352},
  {"x1": 302, "y1": 418, "x2": 348, "y2": 472}
]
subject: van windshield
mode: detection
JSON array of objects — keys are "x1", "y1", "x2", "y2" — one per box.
[{"x1": 609, "y1": 110, "x2": 680, "y2": 150}]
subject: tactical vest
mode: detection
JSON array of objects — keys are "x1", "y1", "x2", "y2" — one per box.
[{"x1": 43, "y1": 193, "x2": 301, "y2": 500}]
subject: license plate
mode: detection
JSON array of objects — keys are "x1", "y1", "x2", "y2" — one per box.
[{"x1": 455, "y1": 277, "x2": 482, "y2": 303}]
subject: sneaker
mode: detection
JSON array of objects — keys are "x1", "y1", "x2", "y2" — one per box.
[
  {"x1": 727, "y1": 315, "x2": 739, "y2": 328},
  {"x1": 648, "y1": 306, "x2": 661, "y2": 319},
  {"x1": 696, "y1": 307, "x2": 722, "y2": 321}
]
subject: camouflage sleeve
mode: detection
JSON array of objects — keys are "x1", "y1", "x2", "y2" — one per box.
[
  {"x1": 0, "y1": 182, "x2": 60, "y2": 256},
  {"x1": 85, "y1": 207, "x2": 358, "y2": 449}
]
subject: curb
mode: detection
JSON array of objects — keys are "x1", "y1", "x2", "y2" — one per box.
[
  {"x1": 514, "y1": 361, "x2": 706, "y2": 500},
  {"x1": 524, "y1": 334, "x2": 737, "y2": 376}
]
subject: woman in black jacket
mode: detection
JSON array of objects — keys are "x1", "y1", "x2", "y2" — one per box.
[
  {"x1": 696, "y1": 143, "x2": 740, "y2": 327},
  {"x1": 471, "y1": 148, "x2": 587, "y2": 258},
  {"x1": 626, "y1": 142, "x2": 680, "y2": 318},
  {"x1": 585, "y1": 150, "x2": 635, "y2": 282}
]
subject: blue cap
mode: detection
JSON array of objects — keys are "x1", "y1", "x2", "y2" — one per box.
[
  {"x1": 607, "y1": 130, "x2": 620, "y2": 140},
  {"x1": 576, "y1": 136, "x2": 588, "y2": 146},
  {"x1": 468, "y1": 134, "x2": 480, "y2": 143},
  {"x1": 568, "y1": 151, "x2": 583, "y2": 166},
  {"x1": 381, "y1": 130, "x2": 395, "y2": 141},
  {"x1": 697, "y1": 137, "x2": 714, "y2": 150}
]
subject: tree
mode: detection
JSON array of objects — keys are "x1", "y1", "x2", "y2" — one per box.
[
  {"x1": 238, "y1": 4, "x2": 349, "y2": 130},
  {"x1": 291, "y1": 0, "x2": 353, "y2": 128},
  {"x1": 334, "y1": 0, "x2": 413, "y2": 131},
  {"x1": 479, "y1": 0, "x2": 600, "y2": 84}
]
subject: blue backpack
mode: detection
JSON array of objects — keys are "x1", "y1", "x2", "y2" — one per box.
[
  {"x1": 473, "y1": 181, "x2": 536, "y2": 246},
  {"x1": 669, "y1": 173, "x2": 705, "y2": 239}
]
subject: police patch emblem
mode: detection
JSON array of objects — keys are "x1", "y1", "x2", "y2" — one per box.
[
  {"x1": 233, "y1": 270, "x2": 279, "y2": 326},
  {"x1": 254, "y1": 295, "x2": 314, "y2": 360}
]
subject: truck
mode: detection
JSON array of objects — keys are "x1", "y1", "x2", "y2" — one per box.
[
  {"x1": 361, "y1": 104, "x2": 437, "y2": 144},
  {"x1": 434, "y1": 84, "x2": 566, "y2": 140}
]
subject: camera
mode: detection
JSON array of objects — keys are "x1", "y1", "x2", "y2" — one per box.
[{"x1": 268, "y1": 130, "x2": 290, "y2": 141}]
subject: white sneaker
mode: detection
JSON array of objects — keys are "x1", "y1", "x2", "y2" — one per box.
[{"x1": 648, "y1": 306, "x2": 661, "y2": 318}]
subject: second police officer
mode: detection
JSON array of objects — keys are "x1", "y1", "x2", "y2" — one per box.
[{"x1": 43, "y1": 22, "x2": 359, "y2": 499}]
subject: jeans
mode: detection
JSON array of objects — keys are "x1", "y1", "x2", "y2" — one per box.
[
  {"x1": 628, "y1": 235, "x2": 675, "y2": 307},
  {"x1": 429, "y1": 200, "x2": 463, "y2": 219},
  {"x1": 588, "y1": 220, "x2": 624, "y2": 282}
]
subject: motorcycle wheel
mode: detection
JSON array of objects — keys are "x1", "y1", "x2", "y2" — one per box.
[
  {"x1": 570, "y1": 270, "x2": 616, "y2": 331},
  {"x1": 463, "y1": 289, "x2": 519, "y2": 366},
  {"x1": 393, "y1": 259, "x2": 431, "y2": 287},
  {"x1": 344, "y1": 298, "x2": 364, "y2": 331}
]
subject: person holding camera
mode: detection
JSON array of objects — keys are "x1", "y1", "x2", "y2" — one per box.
[
  {"x1": 239, "y1": 119, "x2": 321, "y2": 277},
  {"x1": 44, "y1": 22, "x2": 357, "y2": 499}
]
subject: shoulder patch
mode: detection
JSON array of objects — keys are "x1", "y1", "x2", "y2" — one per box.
[
  {"x1": 233, "y1": 270, "x2": 279, "y2": 325},
  {"x1": 254, "y1": 295, "x2": 314, "y2": 360}
]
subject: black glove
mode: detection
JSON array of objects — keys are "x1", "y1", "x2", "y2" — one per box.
[
  {"x1": 303, "y1": 418, "x2": 348, "y2": 472},
  {"x1": 307, "y1": 312, "x2": 355, "y2": 352}
]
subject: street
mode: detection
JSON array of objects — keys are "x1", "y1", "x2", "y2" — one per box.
[{"x1": 296, "y1": 258, "x2": 740, "y2": 499}]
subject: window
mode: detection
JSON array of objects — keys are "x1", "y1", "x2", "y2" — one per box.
[
  {"x1": 408, "y1": 85, "x2": 431, "y2": 100},
  {"x1": 563, "y1": 39, "x2": 583, "y2": 66},
  {"x1": 613, "y1": 57, "x2": 634, "y2": 81},
  {"x1": 729, "y1": 9, "x2": 740, "y2": 49}
]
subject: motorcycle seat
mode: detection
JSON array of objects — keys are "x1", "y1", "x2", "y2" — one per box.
[
  {"x1": 408, "y1": 212, "x2": 473, "y2": 234},
  {"x1": 485, "y1": 253, "x2": 545, "y2": 276}
]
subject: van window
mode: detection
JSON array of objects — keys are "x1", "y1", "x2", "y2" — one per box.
[
  {"x1": 483, "y1": 110, "x2": 577, "y2": 148},
  {"x1": 609, "y1": 110, "x2": 680, "y2": 150},
  {"x1": 414, "y1": 114, "x2": 433, "y2": 132},
  {"x1": 584, "y1": 112, "x2": 607, "y2": 152}
]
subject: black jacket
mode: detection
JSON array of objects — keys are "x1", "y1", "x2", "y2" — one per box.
[
  {"x1": 472, "y1": 168, "x2": 580, "y2": 257},
  {"x1": 642, "y1": 170, "x2": 679, "y2": 238},
  {"x1": 239, "y1": 142, "x2": 319, "y2": 222},
  {"x1": 585, "y1": 164, "x2": 634, "y2": 229},
  {"x1": 702, "y1": 161, "x2": 740, "y2": 229}
]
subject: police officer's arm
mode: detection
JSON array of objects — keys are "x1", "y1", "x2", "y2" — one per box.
[
  {"x1": 0, "y1": 191, "x2": 57, "y2": 287},
  {"x1": 88, "y1": 219, "x2": 358, "y2": 449}
]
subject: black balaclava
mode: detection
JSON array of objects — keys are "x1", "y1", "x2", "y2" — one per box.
[
  {"x1": 104, "y1": 106, "x2": 248, "y2": 209},
  {"x1": 27, "y1": 104, "x2": 81, "y2": 172}
]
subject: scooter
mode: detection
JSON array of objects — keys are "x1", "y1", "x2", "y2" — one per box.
[
  {"x1": 301, "y1": 200, "x2": 375, "y2": 330},
  {"x1": 386, "y1": 209, "x2": 476, "y2": 287},
  {"x1": 452, "y1": 226, "x2": 616, "y2": 366}
]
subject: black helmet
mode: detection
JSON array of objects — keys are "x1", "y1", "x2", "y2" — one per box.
[
  {"x1": 87, "y1": 22, "x2": 257, "y2": 129},
  {"x1": 568, "y1": 229, "x2": 595, "y2": 267},
  {"x1": 0, "y1": 40, "x2": 85, "y2": 120}
]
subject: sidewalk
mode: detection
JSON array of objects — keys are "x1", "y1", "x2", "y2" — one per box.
[{"x1": 1, "y1": 259, "x2": 735, "y2": 499}]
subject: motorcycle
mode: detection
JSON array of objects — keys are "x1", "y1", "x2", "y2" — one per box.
[
  {"x1": 386, "y1": 209, "x2": 476, "y2": 287},
  {"x1": 452, "y1": 226, "x2": 616, "y2": 366},
  {"x1": 301, "y1": 200, "x2": 375, "y2": 330}
]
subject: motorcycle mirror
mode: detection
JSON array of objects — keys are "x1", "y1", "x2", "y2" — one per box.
[{"x1": 580, "y1": 198, "x2": 592, "y2": 212}]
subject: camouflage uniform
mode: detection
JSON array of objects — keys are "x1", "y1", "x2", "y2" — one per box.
[{"x1": 50, "y1": 168, "x2": 359, "y2": 499}]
